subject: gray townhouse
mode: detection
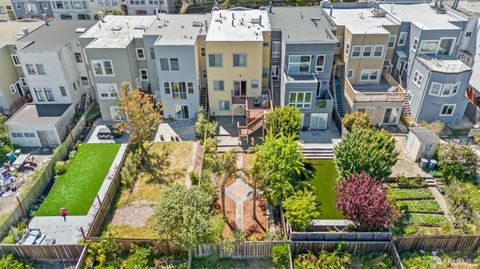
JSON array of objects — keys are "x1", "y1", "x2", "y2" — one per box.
[
  {"x1": 126, "y1": 0, "x2": 176, "y2": 15},
  {"x1": 79, "y1": 15, "x2": 156, "y2": 121},
  {"x1": 382, "y1": 2, "x2": 475, "y2": 124},
  {"x1": 268, "y1": 6, "x2": 336, "y2": 130},
  {"x1": 7, "y1": 19, "x2": 96, "y2": 147},
  {"x1": 10, "y1": 0, "x2": 53, "y2": 19},
  {"x1": 143, "y1": 14, "x2": 209, "y2": 119},
  {"x1": 48, "y1": 0, "x2": 92, "y2": 20}
]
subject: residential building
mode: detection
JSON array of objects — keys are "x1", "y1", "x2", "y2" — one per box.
[
  {"x1": 205, "y1": 7, "x2": 272, "y2": 137},
  {"x1": 144, "y1": 14, "x2": 209, "y2": 119},
  {"x1": 126, "y1": 0, "x2": 176, "y2": 15},
  {"x1": 460, "y1": 18, "x2": 479, "y2": 123},
  {"x1": 0, "y1": 0, "x2": 16, "y2": 20},
  {"x1": 7, "y1": 19, "x2": 96, "y2": 147},
  {"x1": 10, "y1": 0, "x2": 53, "y2": 20},
  {"x1": 380, "y1": 2, "x2": 474, "y2": 124},
  {"x1": 268, "y1": 6, "x2": 336, "y2": 130},
  {"x1": 324, "y1": 2, "x2": 406, "y2": 126},
  {"x1": 49, "y1": 0, "x2": 92, "y2": 20},
  {"x1": 89, "y1": 0, "x2": 126, "y2": 17},
  {"x1": 0, "y1": 20, "x2": 43, "y2": 115},
  {"x1": 79, "y1": 15, "x2": 156, "y2": 121}
]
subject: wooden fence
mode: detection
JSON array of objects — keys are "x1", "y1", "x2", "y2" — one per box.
[
  {"x1": 394, "y1": 235, "x2": 480, "y2": 252},
  {"x1": 0, "y1": 104, "x2": 93, "y2": 241},
  {"x1": 192, "y1": 241, "x2": 287, "y2": 258},
  {"x1": 290, "y1": 231, "x2": 392, "y2": 241},
  {"x1": 84, "y1": 237, "x2": 173, "y2": 253},
  {"x1": 85, "y1": 141, "x2": 130, "y2": 237},
  {"x1": 0, "y1": 244, "x2": 84, "y2": 261}
]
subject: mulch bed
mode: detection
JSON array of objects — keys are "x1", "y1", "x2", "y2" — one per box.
[{"x1": 243, "y1": 194, "x2": 267, "y2": 240}]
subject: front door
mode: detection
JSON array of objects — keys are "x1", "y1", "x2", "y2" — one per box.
[
  {"x1": 36, "y1": 131, "x2": 49, "y2": 147},
  {"x1": 382, "y1": 108, "x2": 400, "y2": 125},
  {"x1": 310, "y1": 113, "x2": 328, "y2": 130},
  {"x1": 233, "y1": 81, "x2": 246, "y2": 96}
]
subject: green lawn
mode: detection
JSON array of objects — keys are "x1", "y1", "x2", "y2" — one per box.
[
  {"x1": 309, "y1": 159, "x2": 344, "y2": 219},
  {"x1": 35, "y1": 143, "x2": 121, "y2": 216}
]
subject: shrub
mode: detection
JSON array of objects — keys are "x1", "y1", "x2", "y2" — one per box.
[
  {"x1": 283, "y1": 189, "x2": 321, "y2": 231},
  {"x1": 420, "y1": 120, "x2": 445, "y2": 135},
  {"x1": 334, "y1": 128, "x2": 398, "y2": 180},
  {"x1": 121, "y1": 245, "x2": 151, "y2": 269},
  {"x1": 120, "y1": 150, "x2": 141, "y2": 188},
  {"x1": 265, "y1": 106, "x2": 302, "y2": 138},
  {"x1": 0, "y1": 254, "x2": 33, "y2": 269},
  {"x1": 195, "y1": 108, "x2": 218, "y2": 142},
  {"x1": 396, "y1": 175, "x2": 424, "y2": 188},
  {"x1": 68, "y1": 149, "x2": 77, "y2": 160},
  {"x1": 294, "y1": 243, "x2": 352, "y2": 269},
  {"x1": 85, "y1": 233, "x2": 121, "y2": 268},
  {"x1": 189, "y1": 171, "x2": 200, "y2": 185},
  {"x1": 54, "y1": 161, "x2": 67, "y2": 175},
  {"x1": 438, "y1": 142, "x2": 478, "y2": 183},
  {"x1": 342, "y1": 111, "x2": 370, "y2": 132},
  {"x1": 272, "y1": 244, "x2": 289, "y2": 269}
]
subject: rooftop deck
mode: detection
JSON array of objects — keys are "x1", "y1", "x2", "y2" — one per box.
[{"x1": 345, "y1": 72, "x2": 406, "y2": 103}]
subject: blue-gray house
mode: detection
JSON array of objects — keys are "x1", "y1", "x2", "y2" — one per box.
[
  {"x1": 11, "y1": 0, "x2": 53, "y2": 19},
  {"x1": 268, "y1": 6, "x2": 336, "y2": 130}
]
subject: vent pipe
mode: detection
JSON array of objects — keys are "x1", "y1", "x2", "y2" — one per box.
[
  {"x1": 329, "y1": 5, "x2": 333, "y2": 17},
  {"x1": 268, "y1": 1, "x2": 272, "y2": 13},
  {"x1": 43, "y1": 14, "x2": 48, "y2": 26},
  {"x1": 21, "y1": 27, "x2": 29, "y2": 35},
  {"x1": 99, "y1": 11, "x2": 105, "y2": 23}
]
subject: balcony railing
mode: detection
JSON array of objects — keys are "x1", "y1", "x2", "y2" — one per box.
[{"x1": 344, "y1": 72, "x2": 406, "y2": 103}]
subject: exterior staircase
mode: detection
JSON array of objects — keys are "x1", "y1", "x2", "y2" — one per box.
[
  {"x1": 301, "y1": 144, "x2": 335, "y2": 159},
  {"x1": 402, "y1": 91, "x2": 412, "y2": 117},
  {"x1": 333, "y1": 77, "x2": 344, "y2": 117},
  {"x1": 200, "y1": 87, "x2": 208, "y2": 111}
]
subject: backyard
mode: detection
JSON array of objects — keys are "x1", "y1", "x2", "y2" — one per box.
[
  {"x1": 309, "y1": 159, "x2": 344, "y2": 220},
  {"x1": 35, "y1": 143, "x2": 121, "y2": 216},
  {"x1": 105, "y1": 142, "x2": 195, "y2": 238}
]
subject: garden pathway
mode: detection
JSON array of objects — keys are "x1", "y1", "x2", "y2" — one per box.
[
  {"x1": 430, "y1": 186, "x2": 455, "y2": 223},
  {"x1": 224, "y1": 154, "x2": 252, "y2": 230}
]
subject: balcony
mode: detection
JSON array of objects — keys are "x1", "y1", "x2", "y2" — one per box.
[
  {"x1": 236, "y1": 89, "x2": 273, "y2": 138},
  {"x1": 344, "y1": 71, "x2": 406, "y2": 104}
]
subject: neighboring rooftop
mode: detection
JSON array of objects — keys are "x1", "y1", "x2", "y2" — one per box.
[
  {"x1": 81, "y1": 15, "x2": 156, "y2": 48},
  {"x1": 0, "y1": 19, "x2": 44, "y2": 48},
  {"x1": 268, "y1": 6, "x2": 336, "y2": 42},
  {"x1": 469, "y1": 24, "x2": 480, "y2": 89},
  {"x1": 410, "y1": 127, "x2": 439, "y2": 144},
  {"x1": 324, "y1": 6, "x2": 398, "y2": 34},
  {"x1": 381, "y1": 3, "x2": 466, "y2": 30},
  {"x1": 6, "y1": 104, "x2": 71, "y2": 126},
  {"x1": 18, "y1": 20, "x2": 96, "y2": 52},
  {"x1": 206, "y1": 8, "x2": 270, "y2": 42},
  {"x1": 146, "y1": 14, "x2": 210, "y2": 46},
  {"x1": 417, "y1": 56, "x2": 471, "y2": 73}
]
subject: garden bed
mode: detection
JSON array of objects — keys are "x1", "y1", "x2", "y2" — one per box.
[
  {"x1": 388, "y1": 188, "x2": 434, "y2": 200},
  {"x1": 35, "y1": 143, "x2": 121, "y2": 216},
  {"x1": 398, "y1": 200, "x2": 443, "y2": 214},
  {"x1": 309, "y1": 159, "x2": 344, "y2": 219},
  {"x1": 192, "y1": 256, "x2": 277, "y2": 269},
  {"x1": 401, "y1": 250, "x2": 480, "y2": 269}
]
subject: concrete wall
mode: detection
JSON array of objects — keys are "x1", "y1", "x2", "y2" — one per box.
[{"x1": 0, "y1": 46, "x2": 22, "y2": 114}]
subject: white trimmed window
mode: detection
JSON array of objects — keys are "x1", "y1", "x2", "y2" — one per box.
[
  {"x1": 452, "y1": 82, "x2": 460, "y2": 96},
  {"x1": 359, "y1": 69, "x2": 380, "y2": 81},
  {"x1": 11, "y1": 54, "x2": 20, "y2": 66},
  {"x1": 25, "y1": 64, "x2": 46, "y2": 75},
  {"x1": 412, "y1": 71, "x2": 423, "y2": 87},
  {"x1": 213, "y1": 80, "x2": 224, "y2": 91},
  {"x1": 91, "y1": 60, "x2": 114, "y2": 76},
  {"x1": 351, "y1": 46, "x2": 362, "y2": 57},
  {"x1": 362, "y1": 45, "x2": 373, "y2": 57},
  {"x1": 440, "y1": 104, "x2": 455, "y2": 116},
  {"x1": 374, "y1": 45, "x2": 384, "y2": 57},
  {"x1": 345, "y1": 43, "x2": 350, "y2": 56},
  {"x1": 20, "y1": 77, "x2": 27, "y2": 87},
  {"x1": 346, "y1": 69, "x2": 354, "y2": 78},
  {"x1": 289, "y1": 92, "x2": 312, "y2": 108},
  {"x1": 315, "y1": 55, "x2": 325, "y2": 72},
  {"x1": 412, "y1": 38, "x2": 419, "y2": 52},
  {"x1": 136, "y1": 48, "x2": 145, "y2": 60},
  {"x1": 388, "y1": 35, "x2": 396, "y2": 48},
  {"x1": 441, "y1": 84, "x2": 454, "y2": 97},
  {"x1": 357, "y1": 107, "x2": 375, "y2": 120},
  {"x1": 272, "y1": 41, "x2": 280, "y2": 58},
  {"x1": 110, "y1": 106, "x2": 122, "y2": 121},
  {"x1": 208, "y1": 54, "x2": 222, "y2": 67},
  {"x1": 288, "y1": 55, "x2": 311, "y2": 73},
  {"x1": 419, "y1": 40, "x2": 439, "y2": 53},
  {"x1": 233, "y1": 53, "x2": 247, "y2": 67},
  {"x1": 187, "y1": 82, "x2": 194, "y2": 94},
  {"x1": 219, "y1": 100, "x2": 230, "y2": 111},
  {"x1": 97, "y1": 83, "x2": 118, "y2": 99},
  {"x1": 139, "y1": 69, "x2": 148, "y2": 81},
  {"x1": 398, "y1": 32, "x2": 407, "y2": 46},
  {"x1": 271, "y1": 65, "x2": 279, "y2": 80},
  {"x1": 9, "y1": 84, "x2": 16, "y2": 94},
  {"x1": 429, "y1": 82, "x2": 442, "y2": 96}
]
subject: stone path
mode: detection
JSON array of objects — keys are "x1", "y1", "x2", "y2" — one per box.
[
  {"x1": 430, "y1": 186, "x2": 455, "y2": 223},
  {"x1": 224, "y1": 154, "x2": 252, "y2": 230}
]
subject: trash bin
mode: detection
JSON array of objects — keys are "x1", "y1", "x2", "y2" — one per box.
[
  {"x1": 419, "y1": 158, "x2": 428, "y2": 168},
  {"x1": 428, "y1": 159, "x2": 438, "y2": 171}
]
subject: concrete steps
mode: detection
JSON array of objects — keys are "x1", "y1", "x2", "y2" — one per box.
[
  {"x1": 301, "y1": 145, "x2": 335, "y2": 159},
  {"x1": 216, "y1": 136, "x2": 245, "y2": 153}
]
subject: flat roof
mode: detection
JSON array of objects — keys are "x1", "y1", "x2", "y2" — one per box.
[
  {"x1": 146, "y1": 14, "x2": 210, "y2": 46},
  {"x1": 470, "y1": 25, "x2": 480, "y2": 89},
  {"x1": 325, "y1": 7, "x2": 398, "y2": 34},
  {"x1": 206, "y1": 8, "x2": 270, "y2": 42},
  {"x1": 268, "y1": 6, "x2": 336, "y2": 42},
  {"x1": 19, "y1": 20, "x2": 96, "y2": 52},
  {"x1": 410, "y1": 127, "x2": 439, "y2": 144},
  {"x1": 0, "y1": 20, "x2": 44, "y2": 48},
  {"x1": 6, "y1": 104, "x2": 71, "y2": 125},
  {"x1": 417, "y1": 56, "x2": 471, "y2": 73},
  {"x1": 380, "y1": 3, "x2": 466, "y2": 30},
  {"x1": 81, "y1": 15, "x2": 156, "y2": 48}
]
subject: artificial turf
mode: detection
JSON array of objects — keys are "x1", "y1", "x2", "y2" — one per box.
[
  {"x1": 35, "y1": 143, "x2": 121, "y2": 216},
  {"x1": 309, "y1": 159, "x2": 344, "y2": 219}
]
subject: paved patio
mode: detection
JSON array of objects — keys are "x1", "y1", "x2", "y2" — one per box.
[
  {"x1": 299, "y1": 124, "x2": 342, "y2": 145},
  {"x1": 85, "y1": 120, "x2": 130, "y2": 144},
  {"x1": 154, "y1": 119, "x2": 197, "y2": 142},
  {"x1": 391, "y1": 135, "x2": 432, "y2": 179}
]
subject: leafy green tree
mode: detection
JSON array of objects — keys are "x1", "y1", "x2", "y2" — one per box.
[
  {"x1": 211, "y1": 150, "x2": 239, "y2": 217},
  {"x1": 272, "y1": 244, "x2": 289, "y2": 269},
  {"x1": 155, "y1": 184, "x2": 215, "y2": 251},
  {"x1": 342, "y1": 112, "x2": 370, "y2": 132},
  {"x1": 334, "y1": 128, "x2": 398, "y2": 180},
  {"x1": 0, "y1": 254, "x2": 34, "y2": 269},
  {"x1": 195, "y1": 107, "x2": 218, "y2": 143},
  {"x1": 438, "y1": 142, "x2": 478, "y2": 183},
  {"x1": 85, "y1": 232, "x2": 121, "y2": 268},
  {"x1": 251, "y1": 135, "x2": 307, "y2": 205},
  {"x1": 121, "y1": 245, "x2": 151, "y2": 269},
  {"x1": 294, "y1": 244, "x2": 351, "y2": 269},
  {"x1": 283, "y1": 189, "x2": 321, "y2": 231},
  {"x1": 420, "y1": 120, "x2": 445, "y2": 136},
  {"x1": 265, "y1": 106, "x2": 302, "y2": 138},
  {"x1": 244, "y1": 159, "x2": 265, "y2": 221}
]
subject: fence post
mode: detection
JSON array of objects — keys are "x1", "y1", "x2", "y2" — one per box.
[
  {"x1": 187, "y1": 250, "x2": 192, "y2": 269},
  {"x1": 16, "y1": 196, "x2": 26, "y2": 218},
  {"x1": 96, "y1": 195, "x2": 102, "y2": 205}
]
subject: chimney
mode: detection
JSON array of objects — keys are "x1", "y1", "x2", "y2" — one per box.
[
  {"x1": 268, "y1": 1, "x2": 272, "y2": 13},
  {"x1": 21, "y1": 27, "x2": 29, "y2": 36},
  {"x1": 329, "y1": 5, "x2": 333, "y2": 17},
  {"x1": 98, "y1": 11, "x2": 105, "y2": 23},
  {"x1": 42, "y1": 14, "x2": 48, "y2": 26}
]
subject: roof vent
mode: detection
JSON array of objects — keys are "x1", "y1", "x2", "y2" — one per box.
[
  {"x1": 192, "y1": 21, "x2": 203, "y2": 27},
  {"x1": 133, "y1": 25, "x2": 145, "y2": 30},
  {"x1": 75, "y1": 27, "x2": 87, "y2": 33},
  {"x1": 111, "y1": 25, "x2": 122, "y2": 31}
]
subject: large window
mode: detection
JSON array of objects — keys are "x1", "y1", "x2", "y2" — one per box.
[
  {"x1": 139, "y1": 69, "x2": 148, "y2": 81},
  {"x1": 25, "y1": 64, "x2": 46, "y2": 75},
  {"x1": 412, "y1": 38, "x2": 419, "y2": 52},
  {"x1": 388, "y1": 35, "x2": 396, "y2": 48},
  {"x1": 288, "y1": 55, "x2": 310, "y2": 73},
  {"x1": 233, "y1": 53, "x2": 247, "y2": 67},
  {"x1": 440, "y1": 104, "x2": 455, "y2": 116},
  {"x1": 363, "y1": 45, "x2": 373, "y2": 57},
  {"x1": 289, "y1": 92, "x2": 312, "y2": 108},
  {"x1": 272, "y1": 41, "x2": 280, "y2": 58},
  {"x1": 398, "y1": 32, "x2": 407, "y2": 46},
  {"x1": 429, "y1": 82, "x2": 442, "y2": 96},
  {"x1": 271, "y1": 65, "x2": 279, "y2": 80},
  {"x1": 351, "y1": 46, "x2": 362, "y2": 57},
  {"x1": 136, "y1": 48, "x2": 145, "y2": 60},
  {"x1": 219, "y1": 100, "x2": 230, "y2": 111},
  {"x1": 316, "y1": 55, "x2": 325, "y2": 72},
  {"x1": 419, "y1": 40, "x2": 439, "y2": 53},
  {"x1": 438, "y1": 38, "x2": 455, "y2": 55},
  {"x1": 170, "y1": 58, "x2": 179, "y2": 70},
  {"x1": 44, "y1": 88, "x2": 54, "y2": 101},
  {"x1": 412, "y1": 70, "x2": 423, "y2": 87},
  {"x1": 208, "y1": 54, "x2": 222, "y2": 67},
  {"x1": 441, "y1": 84, "x2": 454, "y2": 97},
  {"x1": 359, "y1": 70, "x2": 379, "y2": 81},
  {"x1": 174, "y1": 105, "x2": 189, "y2": 119},
  {"x1": 110, "y1": 106, "x2": 122, "y2": 121},
  {"x1": 374, "y1": 45, "x2": 384, "y2": 57},
  {"x1": 213, "y1": 80, "x2": 224, "y2": 91},
  {"x1": 34, "y1": 88, "x2": 45, "y2": 101},
  {"x1": 163, "y1": 82, "x2": 191, "y2": 99},
  {"x1": 91, "y1": 60, "x2": 114, "y2": 76},
  {"x1": 357, "y1": 107, "x2": 375, "y2": 120},
  {"x1": 97, "y1": 84, "x2": 118, "y2": 99},
  {"x1": 74, "y1": 53, "x2": 83, "y2": 63}
]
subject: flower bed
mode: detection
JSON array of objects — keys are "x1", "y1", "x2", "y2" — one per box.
[
  {"x1": 398, "y1": 200, "x2": 442, "y2": 213},
  {"x1": 409, "y1": 214, "x2": 450, "y2": 227},
  {"x1": 389, "y1": 188, "x2": 433, "y2": 200}
]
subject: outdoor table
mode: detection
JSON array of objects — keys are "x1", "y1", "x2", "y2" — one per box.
[{"x1": 12, "y1": 154, "x2": 30, "y2": 170}]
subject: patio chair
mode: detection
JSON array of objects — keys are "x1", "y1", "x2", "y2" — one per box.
[
  {"x1": 170, "y1": 136, "x2": 175, "y2": 141},
  {"x1": 175, "y1": 136, "x2": 180, "y2": 142},
  {"x1": 160, "y1": 135, "x2": 165, "y2": 141}
]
